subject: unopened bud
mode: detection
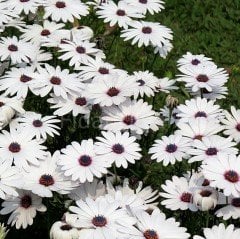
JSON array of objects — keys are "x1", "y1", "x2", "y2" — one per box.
[{"x1": 166, "y1": 95, "x2": 179, "y2": 108}]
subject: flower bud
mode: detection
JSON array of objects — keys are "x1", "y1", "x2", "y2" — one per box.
[{"x1": 166, "y1": 95, "x2": 178, "y2": 108}]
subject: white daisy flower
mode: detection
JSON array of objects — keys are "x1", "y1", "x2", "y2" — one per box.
[
  {"x1": 44, "y1": 0, "x2": 89, "y2": 23},
  {"x1": 106, "y1": 178, "x2": 159, "y2": 210},
  {"x1": 129, "y1": 70, "x2": 159, "y2": 99},
  {"x1": 0, "y1": 190, "x2": 47, "y2": 229},
  {"x1": 77, "y1": 58, "x2": 123, "y2": 82},
  {"x1": 68, "y1": 197, "x2": 136, "y2": 239},
  {"x1": 50, "y1": 221, "x2": 80, "y2": 239},
  {"x1": 11, "y1": 111, "x2": 60, "y2": 141},
  {"x1": 120, "y1": 209, "x2": 190, "y2": 239},
  {"x1": 20, "y1": 20, "x2": 64, "y2": 45},
  {"x1": 177, "y1": 64, "x2": 228, "y2": 93},
  {"x1": 153, "y1": 40, "x2": 173, "y2": 58},
  {"x1": 124, "y1": 209, "x2": 190, "y2": 239},
  {"x1": 68, "y1": 179, "x2": 106, "y2": 201},
  {"x1": 33, "y1": 64, "x2": 83, "y2": 99},
  {"x1": 202, "y1": 154, "x2": 240, "y2": 197},
  {"x1": 84, "y1": 73, "x2": 136, "y2": 107},
  {"x1": 95, "y1": 131, "x2": 141, "y2": 168},
  {"x1": 124, "y1": 0, "x2": 165, "y2": 15},
  {"x1": 0, "y1": 1, "x2": 18, "y2": 26},
  {"x1": 7, "y1": 0, "x2": 43, "y2": 14},
  {"x1": 58, "y1": 139, "x2": 111, "y2": 183},
  {"x1": 0, "y1": 36, "x2": 36, "y2": 64},
  {"x1": 193, "y1": 223, "x2": 240, "y2": 239},
  {"x1": 177, "y1": 97, "x2": 223, "y2": 123},
  {"x1": 0, "y1": 67, "x2": 38, "y2": 99},
  {"x1": 0, "y1": 129, "x2": 47, "y2": 171},
  {"x1": 121, "y1": 20, "x2": 173, "y2": 48},
  {"x1": 156, "y1": 77, "x2": 178, "y2": 93},
  {"x1": 96, "y1": 1, "x2": 144, "y2": 29},
  {"x1": 22, "y1": 151, "x2": 76, "y2": 197},
  {"x1": 101, "y1": 99, "x2": 163, "y2": 135},
  {"x1": 221, "y1": 106, "x2": 240, "y2": 143},
  {"x1": 215, "y1": 196, "x2": 240, "y2": 220},
  {"x1": 177, "y1": 52, "x2": 215, "y2": 68},
  {"x1": 190, "y1": 85, "x2": 228, "y2": 100},
  {"x1": 149, "y1": 134, "x2": 191, "y2": 166},
  {"x1": 47, "y1": 93, "x2": 91, "y2": 117},
  {"x1": 188, "y1": 135, "x2": 238, "y2": 163},
  {"x1": 58, "y1": 39, "x2": 105, "y2": 68},
  {"x1": 0, "y1": 161, "x2": 23, "y2": 200},
  {"x1": 176, "y1": 118, "x2": 224, "y2": 141},
  {"x1": 160, "y1": 175, "x2": 198, "y2": 211}
]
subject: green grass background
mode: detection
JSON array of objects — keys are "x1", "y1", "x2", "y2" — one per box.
[{"x1": 4, "y1": 0, "x2": 240, "y2": 238}]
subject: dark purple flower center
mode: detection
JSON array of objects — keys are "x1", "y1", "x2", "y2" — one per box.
[
  {"x1": 224, "y1": 170, "x2": 239, "y2": 183},
  {"x1": 41, "y1": 29, "x2": 51, "y2": 36},
  {"x1": 195, "y1": 111, "x2": 207, "y2": 118},
  {"x1": 60, "y1": 224, "x2": 72, "y2": 231},
  {"x1": 98, "y1": 67, "x2": 109, "y2": 74},
  {"x1": 142, "y1": 27, "x2": 152, "y2": 34},
  {"x1": 8, "y1": 44, "x2": 18, "y2": 52},
  {"x1": 143, "y1": 230, "x2": 159, "y2": 239},
  {"x1": 180, "y1": 192, "x2": 192, "y2": 203},
  {"x1": 107, "y1": 87, "x2": 119, "y2": 97},
  {"x1": 200, "y1": 190, "x2": 212, "y2": 197},
  {"x1": 139, "y1": 0, "x2": 148, "y2": 3},
  {"x1": 194, "y1": 135, "x2": 203, "y2": 141},
  {"x1": 50, "y1": 76, "x2": 61, "y2": 85},
  {"x1": 20, "y1": 74, "x2": 32, "y2": 83},
  {"x1": 76, "y1": 46, "x2": 86, "y2": 54},
  {"x1": 165, "y1": 144, "x2": 178, "y2": 153},
  {"x1": 112, "y1": 143, "x2": 124, "y2": 154},
  {"x1": 20, "y1": 0, "x2": 30, "y2": 2},
  {"x1": 231, "y1": 198, "x2": 240, "y2": 207},
  {"x1": 75, "y1": 97, "x2": 87, "y2": 106},
  {"x1": 21, "y1": 195, "x2": 32, "y2": 209},
  {"x1": 9, "y1": 142, "x2": 21, "y2": 153},
  {"x1": 55, "y1": 1, "x2": 66, "y2": 8},
  {"x1": 92, "y1": 215, "x2": 107, "y2": 227},
  {"x1": 235, "y1": 123, "x2": 240, "y2": 132},
  {"x1": 202, "y1": 179, "x2": 210, "y2": 186},
  {"x1": 116, "y1": 9, "x2": 126, "y2": 16},
  {"x1": 32, "y1": 119, "x2": 43, "y2": 127},
  {"x1": 78, "y1": 155, "x2": 92, "y2": 166},
  {"x1": 39, "y1": 174, "x2": 55, "y2": 187},
  {"x1": 137, "y1": 79, "x2": 145, "y2": 86},
  {"x1": 205, "y1": 147, "x2": 218, "y2": 156},
  {"x1": 123, "y1": 115, "x2": 136, "y2": 125},
  {"x1": 191, "y1": 59, "x2": 201, "y2": 65},
  {"x1": 196, "y1": 74, "x2": 209, "y2": 82}
]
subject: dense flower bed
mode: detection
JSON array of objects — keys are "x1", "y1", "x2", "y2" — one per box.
[{"x1": 0, "y1": 0, "x2": 239, "y2": 239}]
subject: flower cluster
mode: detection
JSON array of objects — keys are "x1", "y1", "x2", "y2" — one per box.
[{"x1": 0, "y1": 0, "x2": 238, "y2": 239}]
